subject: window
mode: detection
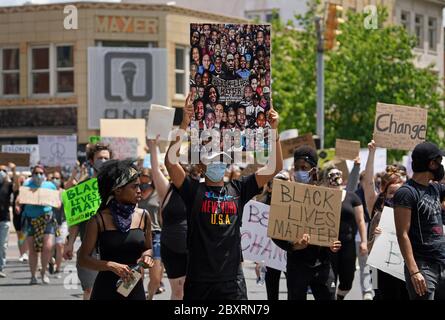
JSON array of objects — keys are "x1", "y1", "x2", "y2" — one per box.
[
  {"x1": 175, "y1": 46, "x2": 188, "y2": 96},
  {"x1": 401, "y1": 11, "x2": 410, "y2": 32},
  {"x1": 265, "y1": 11, "x2": 279, "y2": 23},
  {"x1": 245, "y1": 10, "x2": 279, "y2": 23},
  {"x1": 56, "y1": 46, "x2": 74, "y2": 93},
  {"x1": 415, "y1": 14, "x2": 424, "y2": 49},
  {"x1": 31, "y1": 47, "x2": 50, "y2": 94},
  {"x1": 29, "y1": 44, "x2": 74, "y2": 96},
  {"x1": 428, "y1": 17, "x2": 437, "y2": 51},
  {"x1": 1, "y1": 48, "x2": 20, "y2": 96}
]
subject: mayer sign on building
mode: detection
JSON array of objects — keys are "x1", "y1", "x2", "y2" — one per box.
[{"x1": 88, "y1": 47, "x2": 168, "y2": 129}]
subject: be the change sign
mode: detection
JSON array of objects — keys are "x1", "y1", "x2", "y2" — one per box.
[
  {"x1": 62, "y1": 178, "x2": 101, "y2": 227},
  {"x1": 373, "y1": 103, "x2": 427, "y2": 151},
  {"x1": 267, "y1": 180, "x2": 342, "y2": 247},
  {"x1": 241, "y1": 200, "x2": 287, "y2": 271}
]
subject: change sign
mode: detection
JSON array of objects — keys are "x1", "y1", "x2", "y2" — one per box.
[
  {"x1": 373, "y1": 103, "x2": 427, "y2": 151},
  {"x1": 267, "y1": 179, "x2": 342, "y2": 247},
  {"x1": 62, "y1": 178, "x2": 101, "y2": 227}
]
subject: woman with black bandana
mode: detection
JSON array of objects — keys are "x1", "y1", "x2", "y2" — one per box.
[{"x1": 78, "y1": 159, "x2": 154, "y2": 300}]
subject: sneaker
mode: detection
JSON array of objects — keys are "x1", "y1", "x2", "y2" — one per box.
[
  {"x1": 53, "y1": 270, "x2": 62, "y2": 279},
  {"x1": 48, "y1": 258, "x2": 56, "y2": 274},
  {"x1": 363, "y1": 292, "x2": 373, "y2": 300},
  {"x1": 30, "y1": 276, "x2": 38, "y2": 285},
  {"x1": 19, "y1": 253, "x2": 28, "y2": 263},
  {"x1": 0, "y1": 271, "x2": 6, "y2": 278},
  {"x1": 41, "y1": 273, "x2": 50, "y2": 285}
]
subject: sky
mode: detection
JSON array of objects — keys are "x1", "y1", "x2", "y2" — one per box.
[
  {"x1": 0, "y1": 0, "x2": 120, "y2": 5},
  {"x1": 1, "y1": 0, "x2": 445, "y2": 27}
]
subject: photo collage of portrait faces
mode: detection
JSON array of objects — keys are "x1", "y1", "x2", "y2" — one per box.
[{"x1": 189, "y1": 23, "x2": 272, "y2": 155}]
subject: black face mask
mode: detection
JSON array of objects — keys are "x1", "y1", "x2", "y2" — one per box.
[{"x1": 430, "y1": 164, "x2": 445, "y2": 182}]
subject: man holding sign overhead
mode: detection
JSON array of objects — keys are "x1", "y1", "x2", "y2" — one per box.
[
  {"x1": 165, "y1": 93, "x2": 283, "y2": 300},
  {"x1": 271, "y1": 146, "x2": 341, "y2": 300}
]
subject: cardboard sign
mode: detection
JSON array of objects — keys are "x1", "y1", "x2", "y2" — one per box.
[
  {"x1": 146, "y1": 104, "x2": 176, "y2": 141},
  {"x1": 280, "y1": 133, "x2": 316, "y2": 160},
  {"x1": 1, "y1": 144, "x2": 39, "y2": 172},
  {"x1": 38, "y1": 135, "x2": 78, "y2": 167},
  {"x1": 100, "y1": 137, "x2": 138, "y2": 160},
  {"x1": 367, "y1": 207, "x2": 405, "y2": 281},
  {"x1": 18, "y1": 186, "x2": 61, "y2": 207},
  {"x1": 335, "y1": 139, "x2": 360, "y2": 160},
  {"x1": 373, "y1": 103, "x2": 427, "y2": 151},
  {"x1": 62, "y1": 178, "x2": 101, "y2": 227},
  {"x1": 100, "y1": 119, "x2": 146, "y2": 158},
  {"x1": 241, "y1": 200, "x2": 287, "y2": 271},
  {"x1": 0, "y1": 153, "x2": 30, "y2": 167},
  {"x1": 267, "y1": 180, "x2": 342, "y2": 247}
]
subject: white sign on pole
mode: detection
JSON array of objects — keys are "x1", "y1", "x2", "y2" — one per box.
[
  {"x1": 367, "y1": 206, "x2": 405, "y2": 281},
  {"x1": 38, "y1": 135, "x2": 77, "y2": 167},
  {"x1": 241, "y1": 200, "x2": 287, "y2": 271},
  {"x1": 88, "y1": 47, "x2": 168, "y2": 129},
  {"x1": 1, "y1": 144, "x2": 39, "y2": 171}
]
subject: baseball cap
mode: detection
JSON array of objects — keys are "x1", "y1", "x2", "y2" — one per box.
[
  {"x1": 226, "y1": 54, "x2": 234, "y2": 61},
  {"x1": 262, "y1": 86, "x2": 270, "y2": 94},
  {"x1": 294, "y1": 145, "x2": 318, "y2": 168},
  {"x1": 412, "y1": 141, "x2": 445, "y2": 172}
]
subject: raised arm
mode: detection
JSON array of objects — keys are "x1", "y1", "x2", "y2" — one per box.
[
  {"x1": 255, "y1": 105, "x2": 283, "y2": 188},
  {"x1": 147, "y1": 137, "x2": 169, "y2": 202},
  {"x1": 363, "y1": 140, "x2": 378, "y2": 214},
  {"x1": 346, "y1": 157, "x2": 361, "y2": 192},
  {"x1": 165, "y1": 93, "x2": 194, "y2": 189}
]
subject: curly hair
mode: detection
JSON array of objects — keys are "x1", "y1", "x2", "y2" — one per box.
[{"x1": 87, "y1": 142, "x2": 113, "y2": 161}]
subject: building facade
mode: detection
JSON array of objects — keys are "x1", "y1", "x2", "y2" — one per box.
[
  {"x1": 327, "y1": 0, "x2": 445, "y2": 78},
  {"x1": 0, "y1": 2, "x2": 246, "y2": 145},
  {"x1": 123, "y1": 0, "x2": 309, "y2": 24}
]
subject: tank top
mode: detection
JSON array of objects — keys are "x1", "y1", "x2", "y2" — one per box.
[{"x1": 160, "y1": 186, "x2": 187, "y2": 254}]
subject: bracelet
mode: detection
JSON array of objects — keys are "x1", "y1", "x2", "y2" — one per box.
[{"x1": 410, "y1": 271, "x2": 421, "y2": 277}]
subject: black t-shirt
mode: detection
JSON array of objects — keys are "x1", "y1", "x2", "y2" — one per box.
[
  {"x1": 394, "y1": 179, "x2": 445, "y2": 265},
  {"x1": 178, "y1": 174, "x2": 260, "y2": 282},
  {"x1": 0, "y1": 182, "x2": 13, "y2": 222},
  {"x1": 339, "y1": 191, "x2": 362, "y2": 242}
]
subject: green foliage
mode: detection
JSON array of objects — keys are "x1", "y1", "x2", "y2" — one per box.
[{"x1": 271, "y1": 2, "x2": 445, "y2": 162}]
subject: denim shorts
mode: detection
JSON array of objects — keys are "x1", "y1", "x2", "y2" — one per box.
[{"x1": 152, "y1": 231, "x2": 161, "y2": 260}]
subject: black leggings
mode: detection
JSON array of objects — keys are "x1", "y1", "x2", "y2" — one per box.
[
  {"x1": 287, "y1": 262, "x2": 336, "y2": 300},
  {"x1": 331, "y1": 239, "x2": 356, "y2": 291},
  {"x1": 265, "y1": 267, "x2": 286, "y2": 300}
]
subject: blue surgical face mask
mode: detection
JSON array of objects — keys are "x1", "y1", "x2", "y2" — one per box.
[
  {"x1": 205, "y1": 163, "x2": 227, "y2": 183},
  {"x1": 52, "y1": 178, "x2": 61, "y2": 188},
  {"x1": 33, "y1": 173, "x2": 45, "y2": 186},
  {"x1": 294, "y1": 170, "x2": 311, "y2": 184}
]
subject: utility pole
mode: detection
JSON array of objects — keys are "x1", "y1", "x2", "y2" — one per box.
[{"x1": 315, "y1": 16, "x2": 325, "y2": 150}]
